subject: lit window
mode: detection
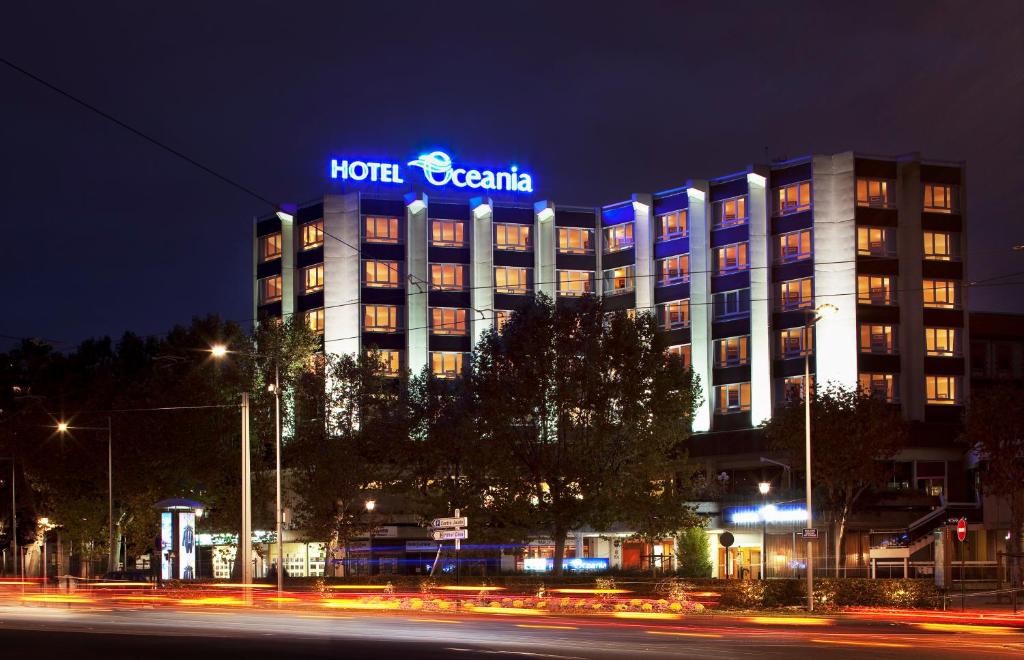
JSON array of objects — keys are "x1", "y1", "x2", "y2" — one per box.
[
  {"x1": 666, "y1": 344, "x2": 691, "y2": 368},
  {"x1": 557, "y1": 270, "x2": 593, "y2": 297},
  {"x1": 774, "y1": 181, "x2": 812, "y2": 216},
  {"x1": 372, "y1": 349, "x2": 401, "y2": 377},
  {"x1": 602, "y1": 265, "x2": 635, "y2": 295},
  {"x1": 364, "y1": 216, "x2": 400, "y2": 244},
  {"x1": 859, "y1": 373, "x2": 897, "y2": 402},
  {"x1": 430, "y1": 351, "x2": 465, "y2": 379},
  {"x1": 713, "y1": 289, "x2": 750, "y2": 320},
  {"x1": 716, "y1": 382, "x2": 751, "y2": 413},
  {"x1": 259, "y1": 275, "x2": 282, "y2": 304},
  {"x1": 715, "y1": 336, "x2": 749, "y2": 367},
  {"x1": 495, "y1": 266, "x2": 529, "y2": 294},
  {"x1": 430, "y1": 308, "x2": 468, "y2": 335},
  {"x1": 714, "y1": 242, "x2": 749, "y2": 275},
  {"x1": 260, "y1": 233, "x2": 282, "y2": 262},
  {"x1": 494, "y1": 310, "x2": 513, "y2": 331},
  {"x1": 923, "y1": 279, "x2": 958, "y2": 309},
  {"x1": 926, "y1": 328, "x2": 960, "y2": 357},
  {"x1": 781, "y1": 375, "x2": 814, "y2": 404},
  {"x1": 430, "y1": 263, "x2": 466, "y2": 291},
  {"x1": 301, "y1": 221, "x2": 324, "y2": 250},
  {"x1": 856, "y1": 178, "x2": 893, "y2": 208},
  {"x1": 603, "y1": 222, "x2": 634, "y2": 253},
  {"x1": 777, "y1": 229, "x2": 812, "y2": 263},
  {"x1": 304, "y1": 308, "x2": 325, "y2": 335},
  {"x1": 713, "y1": 196, "x2": 748, "y2": 229},
  {"x1": 363, "y1": 304, "x2": 400, "y2": 333},
  {"x1": 658, "y1": 210, "x2": 688, "y2": 241},
  {"x1": 857, "y1": 227, "x2": 896, "y2": 257},
  {"x1": 926, "y1": 375, "x2": 959, "y2": 405},
  {"x1": 858, "y1": 275, "x2": 894, "y2": 306},
  {"x1": 779, "y1": 327, "x2": 812, "y2": 358},
  {"x1": 923, "y1": 184, "x2": 957, "y2": 214},
  {"x1": 657, "y1": 254, "x2": 690, "y2": 285},
  {"x1": 860, "y1": 324, "x2": 896, "y2": 354},
  {"x1": 303, "y1": 264, "x2": 324, "y2": 294},
  {"x1": 431, "y1": 220, "x2": 465, "y2": 247},
  {"x1": 495, "y1": 223, "x2": 531, "y2": 251},
  {"x1": 363, "y1": 260, "x2": 401, "y2": 288},
  {"x1": 778, "y1": 278, "x2": 813, "y2": 311},
  {"x1": 923, "y1": 232, "x2": 958, "y2": 261},
  {"x1": 557, "y1": 227, "x2": 593, "y2": 254},
  {"x1": 657, "y1": 299, "x2": 689, "y2": 331}
]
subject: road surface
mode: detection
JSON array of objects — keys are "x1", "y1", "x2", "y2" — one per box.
[{"x1": 0, "y1": 603, "x2": 1022, "y2": 658}]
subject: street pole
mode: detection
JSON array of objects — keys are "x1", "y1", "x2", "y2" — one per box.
[
  {"x1": 274, "y1": 363, "x2": 283, "y2": 596},
  {"x1": 10, "y1": 461, "x2": 15, "y2": 580},
  {"x1": 240, "y1": 392, "x2": 252, "y2": 585},
  {"x1": 804, "y1": 344, "x2": 814, "y2": 611},
  {"x1": 107, "y1": 416, "x2": 115, "y2": 573}
]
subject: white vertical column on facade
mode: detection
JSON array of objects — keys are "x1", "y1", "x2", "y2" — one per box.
[
  {"x1": 897, "y1": 160, "x2": 925, "y2": 421},
  {"x1": 471, "y1": 196, "x2": 494, "y2": 345},
  {"x1": 747, "y1": 169, "x2": 772, "y2": 425},
  {"x1": 632, "y1": 193, "x2": 655, "y2": 314},
  {"x1": 687, "y1": 182, "x2": 713, "y2": 432},
  {"x1": 534, "y1": 200, "x2": 556, "y2": 300},
  {"x1": 595, "y1": 209, "x2": 604, "y2": 296},
  {"x1": 280, "y1": 213, "x2": 296, "y2": 322},
  {"x1": 251, "y1": 216, "x2": 260, "y2": 328},
  {"x1": 323, "y1": 193, "x2": 361, "y2": 359},
  {"x1": 811, "y1": 153, "x2": 858, "y2": 391},
  {"x1": 405, "y1": 192, "x2": 429, "y2": 376}
]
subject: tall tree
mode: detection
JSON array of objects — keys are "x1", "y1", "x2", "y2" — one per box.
[
  {"x1": 472, "y1": 294, "x2": 701, "y2": 575},
  {"x1": 962, "y1": 383, "x2": 1024, "y2": 587},
  {"x1": 763, "y1": 383, "x2": 907, "y2": 575}
]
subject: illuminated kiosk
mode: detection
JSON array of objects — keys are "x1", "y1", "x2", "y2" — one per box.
[{"x1": 154, "y1": 498, "x2": 204, "y2": 581}]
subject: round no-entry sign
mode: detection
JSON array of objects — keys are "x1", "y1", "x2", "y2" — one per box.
[{"x1": 956, "y1": 517, "x2": 967, "y2": 542}]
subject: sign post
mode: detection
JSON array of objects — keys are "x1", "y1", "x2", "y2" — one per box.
[
  {"x1": 430, "y1": 509, "x2": 468, "y2": 584},
  {"x1": 957, "y1": 517, "x2": 967, "y2": 612},
  {"x1": 719, "y1": 532, "x2": 734, "y2": 579}
]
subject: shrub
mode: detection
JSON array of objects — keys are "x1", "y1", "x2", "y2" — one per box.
[{"x1": 676, "y1": 527, "x2": 713, "y2": 578}]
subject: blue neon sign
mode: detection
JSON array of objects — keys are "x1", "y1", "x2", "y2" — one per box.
[{"x1": 329, "y1": 149, "x2": 534, "y2": 194}]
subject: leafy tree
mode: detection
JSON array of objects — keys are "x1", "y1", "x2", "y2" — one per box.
[
  {"x1": 676, "y1": 525, "x2": 712, "y2": 577},
  {"x1": 962, "y1": 383, "x2": 1024, "y2": 587},
  {"x1": 763, "y1": 383, "x2": 907, "y2": 575},
  {"x1": 289, "y1": 350, "x2": 410, "y2": 574},
  {"x1": 472, "y1": 294, "x2": 701, "y2": 575}
]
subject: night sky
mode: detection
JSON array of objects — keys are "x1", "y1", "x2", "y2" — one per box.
[{"x1": 3, "y1": 1, "x2": 1022, "y2": 350}]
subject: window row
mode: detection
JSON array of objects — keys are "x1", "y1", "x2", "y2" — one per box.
[
  {"x1": 856, "y1": 179, "x2": 960, "y2": 213},
  {"x1": 857, "y1": 227, "x2": 960, "y2": 260},
  {"x1": 858, "y1": 373, "x2": 961, "y2": 405}
]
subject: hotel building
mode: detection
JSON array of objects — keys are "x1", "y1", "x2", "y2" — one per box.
[{"x1": 253, "y1": 150, "x2": 980, "y2": 577}]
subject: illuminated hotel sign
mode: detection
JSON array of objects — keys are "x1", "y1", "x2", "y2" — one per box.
[
  {"x1": 727, "y1": 504, "x2": 808, "y2": 525},
  {"x1": 329, "y1": 149, "x2": 534, "y2": 193}
]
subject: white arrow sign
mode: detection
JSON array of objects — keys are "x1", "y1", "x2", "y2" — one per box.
[
  {"x1": 432, "y1": 529, "x2": 468, "y2": 541},
  {"x1": 432, "y1": 517, "x2": 468, "y2": 529}
]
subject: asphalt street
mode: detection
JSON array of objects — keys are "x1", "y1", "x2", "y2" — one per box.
[{"x1": 1, "y1": 605, "x2": 1023, "y2": 659}]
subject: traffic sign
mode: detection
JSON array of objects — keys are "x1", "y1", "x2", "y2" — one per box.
[
  {"x1": 719, "y1": 532, "x2": 734, "y2": 548},
  {"x1": 432, "y1": 529, "x2": 468, "y2": 541},
  {"x1": 956, "y1": 517, "x2": 967, "y2": 542},
  {"x1": 432, "y1": 517, "x2": 468, "y2": 529},
  {"x1": 802, "y1": 528, "x2": 819, "y2": 540}
]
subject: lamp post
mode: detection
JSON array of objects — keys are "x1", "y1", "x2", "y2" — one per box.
[
  {"x1": 0, "y1": 458, "x2": 15, "y2": 579},
  {"x1": 365, "y1": 500, "x2": 376, "y2": 576},
  {"x1": 57, "y1": 418, "x2": 115, "y2": 573},
  {"x1": 758, "y1": 481, "x2": 771, "y2": 580},
  {"x1": 210, "y1": 345, "x2": 282, "y2": 594},
  {"x1": 802, "y1": 303, "x2": 838, "y2": 611}
]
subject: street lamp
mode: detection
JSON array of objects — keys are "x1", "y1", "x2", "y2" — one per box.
[
  {"x1": 758, "y1": 482, "x2": 770, "y2": 579},
  {"x1": 802, "y1": 302, "x2": 838, "y2": 611},
  {"x1": 56, "y1": 418, "x2": 115, "y2": 573},
  {"x1": 210, "y1": 344, "x2": 283, "y2": 595},
  {"x1": 0, "y1": 458, "x2": 16, "y2": 579},
  {"x1": 365, "y1": 500, "x2": 376, "y2": 577}
]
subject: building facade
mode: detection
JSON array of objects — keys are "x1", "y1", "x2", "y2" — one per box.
[{"x1": 252, "y1": 150, "x2": 980, "y2": 577}]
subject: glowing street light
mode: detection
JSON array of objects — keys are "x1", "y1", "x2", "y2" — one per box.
[
  {"x1": 56, "y1": 418, "x2": 115, "y2": 573},
  {"x1": 758, "y1": 481, "x2": 771, "y2": 496},
  {"x1": 210, "y1": 344, "x2": 228, "y2": 359}
]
